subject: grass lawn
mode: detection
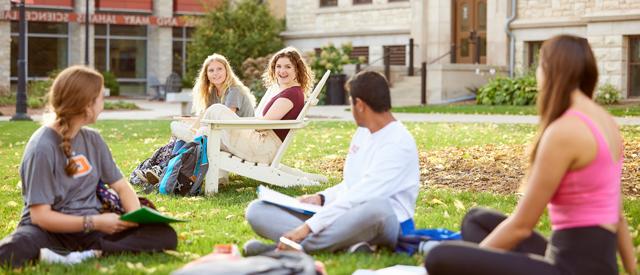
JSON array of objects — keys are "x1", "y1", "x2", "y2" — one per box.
[
  {"x1": 0, "y1": 121, "x2": 638, "y2": 274},
  {"x1": 392, "y1": 102, "x2": 640, "y2": 117}
]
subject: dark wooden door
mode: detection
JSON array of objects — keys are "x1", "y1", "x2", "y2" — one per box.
[
  {"x1": 454, "y1": 0, "x2": 486, "y2": 64},
  {"x1": 630, "y1": 36, "x2": 640, "y2": 98}
]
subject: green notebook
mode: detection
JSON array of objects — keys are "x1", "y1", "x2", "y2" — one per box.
[{"x1": 120, "y1": 206, "x2": 187, "y2": 224}]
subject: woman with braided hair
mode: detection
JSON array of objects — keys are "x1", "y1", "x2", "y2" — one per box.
[{"x1": 0, "y1": 66, "x2": 177, "y2": 268}]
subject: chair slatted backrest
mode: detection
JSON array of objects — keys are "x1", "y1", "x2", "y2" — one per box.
[{"x1": 270, "y1": 70, "x2": 331, "y2": 167}]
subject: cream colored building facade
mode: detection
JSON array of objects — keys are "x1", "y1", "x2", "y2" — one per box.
[{"x1": 284, "y1": 0, "x2": 640, "y2": 104}]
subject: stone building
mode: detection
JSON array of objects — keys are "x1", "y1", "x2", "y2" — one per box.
[
  {"x1": 0, "y1": 0, "x2": 285, "y2": 96},
  {"x1": 284, "y1": 0, "x2": 640, "y2": 105}
]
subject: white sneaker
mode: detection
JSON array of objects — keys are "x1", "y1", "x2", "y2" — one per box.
[
  {"x1": 40, "y1": 248, "x2": 99, "y2": 265},
  {"x1": 418, "y1": 240, "x2": 441, "y2": 257}
]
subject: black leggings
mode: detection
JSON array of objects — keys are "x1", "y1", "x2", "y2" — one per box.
[
  {"x1": 0, "y1": 223, "x2": 178, "y2": 268},
  {"x1": 425, "y1": 207, "x2": 618, "y2": 275}
]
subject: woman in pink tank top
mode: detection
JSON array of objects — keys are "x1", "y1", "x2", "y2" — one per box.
[{"x1": 425, "y1": 35, "x2": 637, "y2": 275}]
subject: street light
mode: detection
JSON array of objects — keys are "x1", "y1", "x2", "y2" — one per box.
[
  {"x1": 10, "y1": 0, "x2": 32, "y2": 121},
  {"x1": 85, "y1": 0, "x2": 89, "y2": 65}
]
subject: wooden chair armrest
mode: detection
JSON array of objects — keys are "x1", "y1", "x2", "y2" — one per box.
[{"x1": 199, "y1": 119, "x2": 308, "y2": 130}]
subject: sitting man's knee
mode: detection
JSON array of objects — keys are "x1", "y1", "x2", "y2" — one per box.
[{"x1": 245, "y1": 200, "x2": 270, "y2": 226}]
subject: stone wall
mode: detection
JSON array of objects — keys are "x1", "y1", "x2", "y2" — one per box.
[
  {"x1": 147, "y1": 0, "x2": 173, "y2": 95},
  {"x1": 286, "y1": 0, "x2": 411, "y2": 34},
  {"x1": 513, "y1": 0, "x2": 640, "y2": 97},
  {"x1": 0, "y1": 0, "x2": 10, "y2": 96}
]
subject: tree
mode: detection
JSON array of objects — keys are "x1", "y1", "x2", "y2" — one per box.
[{"x1": 185, "y1": 0, "x2": 284, "y2": 85}]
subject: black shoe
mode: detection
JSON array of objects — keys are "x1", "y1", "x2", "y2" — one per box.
[
  {"x1": 243, "y1": 239, "x2": 277, "y2": 256},
  {"x1": 348, "y1": 242, "x2": 375, "y2": 254},
  {"x1": 144, "y1": 166, "x2": 162, "y2": 184}
]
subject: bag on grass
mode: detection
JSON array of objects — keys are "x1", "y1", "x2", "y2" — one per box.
[
  {"x1": 129, "y1": 138, "x2": 177, "y2": 185},
  {"x1": 159, "y1": 135, "x2": 208, "y2": 196},
  {"x1": 96, "y1": 180, "x2": 157, "y2": 214},
  {"x1": 172, "y1": 251, "x2": 318, "y2": 275}
]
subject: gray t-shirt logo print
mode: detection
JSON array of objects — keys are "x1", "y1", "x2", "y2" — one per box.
[{"x1": 70, "y1": 154, "x2": 93, "y2": 179}]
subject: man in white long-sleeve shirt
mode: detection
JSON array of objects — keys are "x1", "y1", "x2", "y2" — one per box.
[{"x1": 244, "y1": 71, "x2": 420, "y2": 254}]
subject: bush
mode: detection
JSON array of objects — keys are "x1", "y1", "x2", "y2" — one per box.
[
  {"x1": 102, "y1": 71, "x2": 120, "y2": 96},
  {"x1": 477, "y1": 73, "x2": 537, "y2": 106},
  {"x1": 308, "y1": 42, "x2": 360, "y2": 75},
  {"x1": 241, "y1": 54, "x2": 272, "y2": 104},
  {"x1": 594, "y1": 83, "x2": 621, "y2": 105},
  {"x1": 308, "y1": 43, "x2": 362, "y2": 104},
  {"x1": 186, "y1": 0, "x2": 284, "y2": 82},
  {"x1": 104, "y1": 100, "x2": 139, "y2": 110}
]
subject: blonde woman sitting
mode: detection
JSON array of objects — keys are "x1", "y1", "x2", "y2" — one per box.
[{"x1": 171, "y1": 53, "x2": 256, "y2": 141}]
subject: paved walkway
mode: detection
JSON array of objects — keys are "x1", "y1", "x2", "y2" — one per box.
[{"x1": 2, "y1": 99, "x2": 640, "y2": 125}]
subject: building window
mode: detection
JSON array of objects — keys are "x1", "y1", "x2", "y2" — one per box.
[
  {"x1": 95, "y1": 24, "x2": 147, "y2": 95},
  {"x1": 320, "y1": 0, "x2": 337, "y2": 7},
  {"x1": 629, "y1": 36, "x2": 640, "y2": 98},
  {"x1": 527, "y1": 41, "x2": 543, "y2": 69},
  {"x1": 10, "y1": 22, "x2": 69, "y2": 80},
  {"x1": 384, "y1": 45, "x2": 406, "y2": 66},
  {"x1": 173, "y1": 27, "x2": 194, "y2": 78},
  {"x1": 353, "y1": 0, "x2": 372, "y2": 4},
  {"x1": 350, "y1": 46, "x2": 369, "y2": 64}
]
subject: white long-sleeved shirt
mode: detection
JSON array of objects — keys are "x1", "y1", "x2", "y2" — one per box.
[{"x1": 305, "y1": 121, "x2": 420, "y2": 233}]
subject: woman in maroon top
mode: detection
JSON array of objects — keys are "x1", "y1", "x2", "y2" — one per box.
[{"x1": 201, "y1": 47, "x2": 314, "y2": 164}]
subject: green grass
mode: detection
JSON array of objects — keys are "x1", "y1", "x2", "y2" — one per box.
[
  {"x1": 392, "y1": 103, "x2": 640, "y2": 117},
  {"x1": 104, "y1": 100, "x2": 140, "y2": 110},
  {"x1": 0, "y1": 121, "x2": 639, "y2": 274}
]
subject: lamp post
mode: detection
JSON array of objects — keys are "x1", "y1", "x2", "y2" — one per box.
[
  {"x1": 84, "y1": 0, "x2": 89, "y2": 65},
  {"x1": 10, "y1": 0, "x2": 32, "y2": 121}
]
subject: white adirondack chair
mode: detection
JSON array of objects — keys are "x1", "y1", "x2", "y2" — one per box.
[{"x1": 200, "y1": 70, "x2": 331, "y2": 194}]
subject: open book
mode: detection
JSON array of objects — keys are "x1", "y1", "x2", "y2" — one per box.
[
  {"x1": 120, "y1": 206, "x2": 187, "y2": 224},
  {"x1": 257, "y1": 185, "x2": 323, "y2": 215}
]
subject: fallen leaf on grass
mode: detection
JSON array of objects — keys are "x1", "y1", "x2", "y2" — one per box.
[{"x1": 453, "y1": 199, "x2": 465, "y2": 211}]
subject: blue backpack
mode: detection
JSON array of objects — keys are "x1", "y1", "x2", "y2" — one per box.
[{"x1": 159, "y1": 136, "x2": 208, "y2": 196}]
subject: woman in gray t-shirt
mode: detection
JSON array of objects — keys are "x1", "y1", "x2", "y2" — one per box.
[
  {"x1": 0, "y1": 66, "x2": 177, "y2": 268},
  {"x1": 191, "y1": 53, "x2": 255, "y2": 117},
  {"x1": 171, "y1": 53, "x2": 255, "y2": 141}
]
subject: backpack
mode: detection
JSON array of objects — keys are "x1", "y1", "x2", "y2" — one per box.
[
  {"x1": 159, "y1": 135, "x2": 208, "y2": 196},
  {"x1": 172, "y1": 251, "x2": 318, "y2": 275},
  {"x1": 96, "y1": 180, "x2": 157, "y2": 214},
  {"x1": 129, "y1": 138, "x2": 177, "y2": 186}
]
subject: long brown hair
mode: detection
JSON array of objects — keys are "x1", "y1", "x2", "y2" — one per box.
[
  {"x1": 47, "y1": 66, "x2": 104, "y2": 176},
  {"x1": 528, "y1": 34, "x2": 598, "y2": 165},
  {"x1": 262, "y1": 47, "x2": 314, "y2": 96}
]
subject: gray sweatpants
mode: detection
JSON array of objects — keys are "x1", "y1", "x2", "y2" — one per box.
[{"x1": 245, "y1": 198, "x2": 400, "y2": 252}]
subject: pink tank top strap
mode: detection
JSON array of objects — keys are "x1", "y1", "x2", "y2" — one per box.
[{"x1": 563, "y1": 109, "x2": 609, "y2": 151}]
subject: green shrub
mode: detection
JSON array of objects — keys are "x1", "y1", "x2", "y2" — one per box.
[
  {"x1": 594, "y1": 83, "x2": 621, "y2": 105},
  {"x1": 186, "y1": 0, "x2": 284, "y2": 82},
  {"x1": 477, "y1": 73, "x2": 537, "y2": 106},
  {"x1": 308, "y1": 43, "x2": 362, "y2": 105},
  {"x1": 104, "y1": 100, "x2": 139, "y2": 110},
  {"x1": 241, "y1": 54, "x2": 272, "y2": 104},
  {"x1": 102, "y1": 71, "x2": 120, "y2": 96}
]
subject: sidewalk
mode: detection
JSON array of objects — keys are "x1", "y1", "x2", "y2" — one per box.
[{"x1": 2, "y1": 100, "x2": 640, "y2": 125}]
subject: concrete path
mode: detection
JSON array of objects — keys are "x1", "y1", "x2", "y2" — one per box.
[{"x1": 2, "y1": 99, "x2": 640, "y2": 125}]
